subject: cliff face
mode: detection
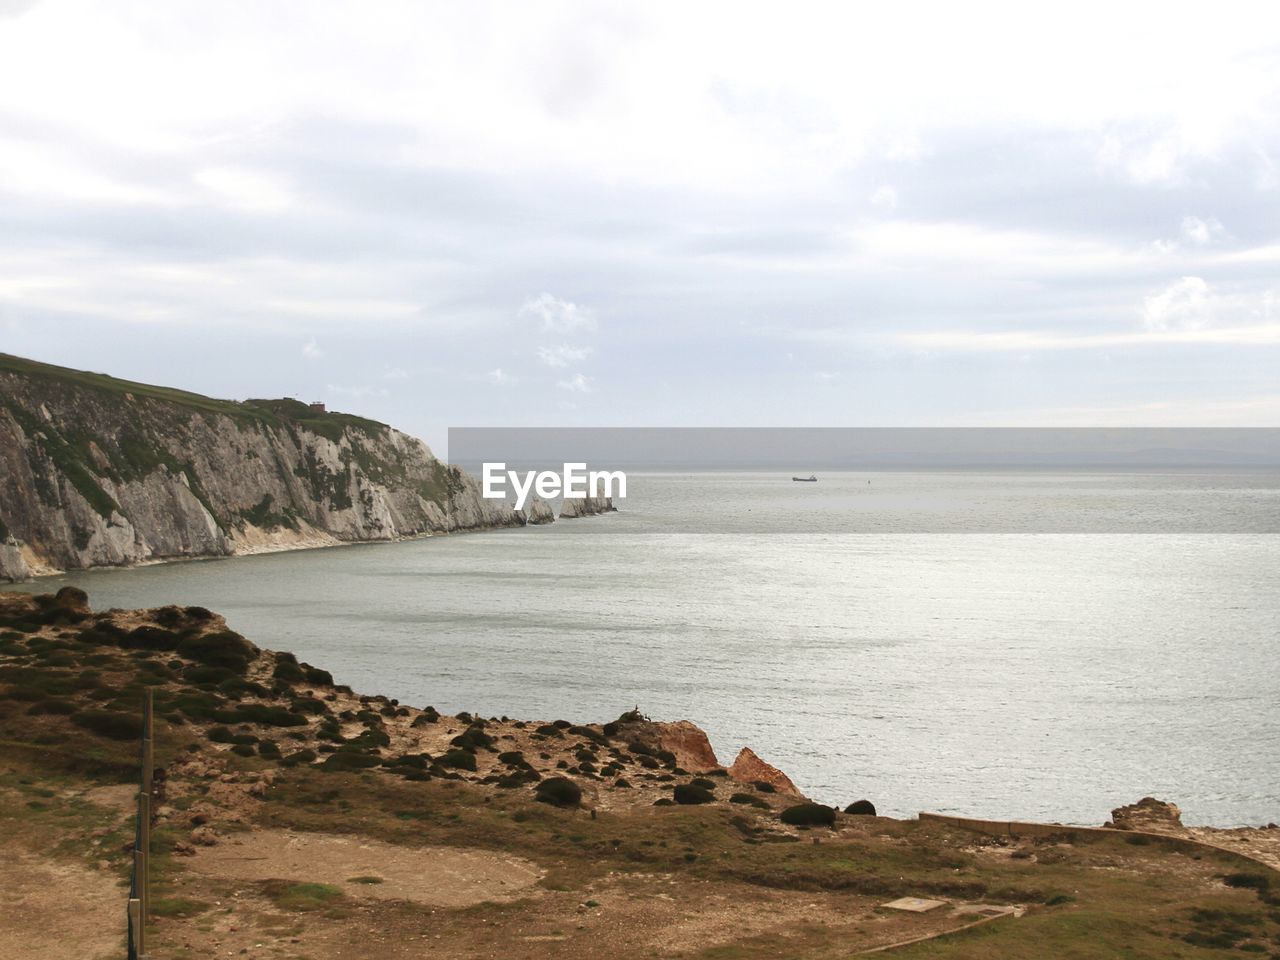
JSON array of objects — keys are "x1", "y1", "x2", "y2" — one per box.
[{"x1": 0, "y1": 353, "x2": 526, "y2": 580}]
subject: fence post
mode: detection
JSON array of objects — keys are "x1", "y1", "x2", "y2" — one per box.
[{"x1": 131, "y1": 687, "x2": 155, "y2": 959}]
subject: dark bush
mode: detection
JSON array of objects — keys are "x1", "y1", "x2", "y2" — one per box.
[
  {"x1": 451, "y1": 725, "x2": 496, "y2": 751},
  {"x1": 72, "y1": 710, "x2": 144, "y2": 741},
  {"x1": 1222, "y1": 873, "x2": 1271, "y2": 892},
  {"x1": 844, "y1": 799, "x2": 876, "y2": 816},
  {"x1": 534, "y1": 724, "x2": 563, "y2": 737},
  {"x1": 535, "y1": 776, "x2": 582, "y2": 808},
  {"x1": 690, "y1": 777, "x2": 717, "y2": 791},
  {"x1": 207, "y1": 726, "x2": 257, "y2": 745},
  {"x1": 172, "y1": 692, "x2": 224, "y2": 721},
  {"x1": 569, "y1": 724, "x2": 608, "y2": 746},
  {"x1": 780, "y1": 803, "x2": 836, "y2": 827},
  {"x1": 290, "y1": 696, "x2": 329, "y2": 716},
  {"x1": 123, "y1": 626, "x2": 181, "y2": 651},
  {"x1": 273, "y1": 657, "x2": 306, "y2": 683},
  {"x1": 280, "y1": 748, "x2": 318, "y2": 767},
  {"x1": 673, "y1": 783, "x2": 714, "y2": 805},
  {"x1": 752, "y1": 780, "x2": 776, "y2": 793},
  {"x1": 321, "y1": 751, "x2": 382, "y2": 771},
  {"x1": 231, "y1": 743, "x2": 256, "y2": 758},
  {"x1": 175, "y1": 630, "x2": 258, "y2": 673},
  {"x1": 27, "y1": 698, "x2": 77, "y2": 715},
  {"x1": 437, "y1": 748, "x2": 477, "y2": 771},
  {"x1": 212, "y1": 704, "x2": 308, "y2": 727},
  {"x1": 183, "y1": 664, "x2": 237, "y2": 685},
  {"x1": 302, "y1": 665, "x2": 333, "y2": 686},
  {"x1": 258, "y1": 740, "x2": 282, "y2": 758},
  {"x1": 731, "y1": 792, "x2": 769, "y2": 808}
]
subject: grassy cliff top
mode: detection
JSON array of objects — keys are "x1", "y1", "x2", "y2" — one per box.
[
  {"x1": 0, "y1": 352, "x2": 389, "y2": 438},
  {"x1": 1, "y1": 589, "x2": 1277, "y2": 960}
]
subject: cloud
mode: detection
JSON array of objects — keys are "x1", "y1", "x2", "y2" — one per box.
[
  {"x1": 301, "y1": 337, "x2": 323, "y2": 359},
  {"x1": 326, "y1": 383, "x2": 388, "y2": 399},
  {"x1": 1179, "y1": 216, "x2": 1226, "y2": 246},
  {"x1": 519, "y1": 293, "x2": 596, "y2": 334},
  {"x1": 1143, "y1": 276, "x2": 1211, "y2": 331},
  {"x1": 193, "y1": 166, "x2": 293, "y2": 212},
  {"x1": 536, "y1": 344, "x2": 592, "y2": 367},
  {"x1": 1154, "y1": 216, "x2": 1229, "y2": 252},
  {"x1": 382, "y1": 366, "x2": 409, "y2": 380},
  {"x1": 869, "y1": 185, "x2": 898, "y2": 210},
  {"x1": 487, "y1": 367, "x2": 514, "y2": 385},
  {"x1": 556, "y1": 372, "x2": 593, "y2": 393}
]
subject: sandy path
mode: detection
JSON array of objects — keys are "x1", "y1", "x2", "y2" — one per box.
[
  {"x1": 185, "y1": 828, "x2": 544, "y2": 906},
  {"x1": 0, "y1": 849, "x2": 123, "y2": 960}
]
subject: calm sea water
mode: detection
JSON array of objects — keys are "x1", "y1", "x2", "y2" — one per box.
[{"x1": 7, "y1": 472, "x2": 1279, "y2": 826}]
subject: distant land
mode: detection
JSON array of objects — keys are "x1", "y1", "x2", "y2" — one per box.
[{"x1": 0, "y1": 354, "x2": 550, "y2": 581}]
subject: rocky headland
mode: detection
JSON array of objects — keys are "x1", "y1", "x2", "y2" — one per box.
[{"x1": 0, "y1": 354, "x2": 582, "y2": 581}]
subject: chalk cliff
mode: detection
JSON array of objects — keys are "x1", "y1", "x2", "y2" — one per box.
[{"x1": 0, "y1": 353, "x2": 530, "y2": 580}]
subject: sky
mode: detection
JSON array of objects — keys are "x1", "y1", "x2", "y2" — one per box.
[{"x1": 1, "y1": 0, "x2": 1278, "y2": 451}]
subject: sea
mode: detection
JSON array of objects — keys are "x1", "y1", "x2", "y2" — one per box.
[{"x1": 6, "y1": 470, "x2": 1278, "y2": 827}]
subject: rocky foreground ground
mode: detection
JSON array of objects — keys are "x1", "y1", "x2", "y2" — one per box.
[{"x1": 1, "y1": 588, "x2": 1278, "y2": 960}]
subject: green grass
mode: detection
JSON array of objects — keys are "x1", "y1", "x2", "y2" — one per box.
[{"x1": 262, "y1": 880, "x2": 345, "y2": 911}]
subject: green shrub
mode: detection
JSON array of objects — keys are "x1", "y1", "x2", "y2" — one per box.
[
  {"x1": 27, "y1": 698, "x2": 77, "y2": 715},
  {"x1": 280, "y1": 749, "x2": 318, "y2": 767},
  {"x1": 673, "y1": 783, "x2": 714, "y2": 805},
  {"x1": 779, "y1": 803, "x2": 836, "y2": 827},
  {"x1": 690, "y1": 777, "x2": 716, "y2": 791},
  {"x1": 212, "y1": 704, "x2": 307, "y2": 727},
  {"x1": 752, "y1": 780, "x2": 776, "y2": 793},
  {"x1": 451, "y1": 725, "x2": 495, "y2": 751},
  {"x1": 231, "y1": 743, "x2": 256, "y2": 757},
  {"x1": 534, "y1": 777, "x2": 582, "y2": 808},
  {"x1": 175, "y1": 630, "x2": 257, "y2": 673},
  {"x1": 258, "y1": 740, "x2": 282, "y2": 758},
  {"x1": 730, "y1": 792, "x2": 769, "y2": 808},
  {"x1": 321, "y1": 751, "x2": 381, "y2": 771},
  {"x1": 123, "y1": 626, "x2": 181, "y2": 651},
  {"x1": 207, "y1": 726, "x2": 257, "y2": 745},
  {"x1": 844, "y1": 799, "x2": 876, "y2": 816},
  {"x1": 72, "y1": 710, "x2": 143, "y2": 740},
  {"x1": 437, "y1": 748, "x2": 477, "y2": 771}
]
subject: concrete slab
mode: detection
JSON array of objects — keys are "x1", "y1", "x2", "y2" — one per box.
[{"x1": 881, "y1": 897, "x2": 948, "y2": 913}]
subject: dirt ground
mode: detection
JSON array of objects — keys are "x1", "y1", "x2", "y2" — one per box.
[
  {"x1": 2, "y1": 846, "x2": 123, "y2": 960},
  {"x1": 185, "y1": 828, "x2": 544, "y2": 906}
]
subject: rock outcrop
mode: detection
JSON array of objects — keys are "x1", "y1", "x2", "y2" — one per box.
[
  {"x1": 1105, "y1": 797, "x2": 1183, "y2": 832},
  {"x1": 728, "y1": 747, "x2": 801, "y2": 796},
  {"x1": 0, "y1": 353, "x2": 532, "y2": 580},
  {"x1": 518, "y1": 496, "x2": 555, "y2": 525},
  {"x1": 558, "y1": 479, "x2": 617, "y2": 519}
]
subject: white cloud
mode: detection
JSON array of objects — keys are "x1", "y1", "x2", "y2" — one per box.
[
  {"x1": 556, "y1": 372, "x2": 593, "y2": 393},
  {"x1": 301, "y1": 337, "x2": 323, "y2": 359},
  {"x1": 193, "y1": 166, "x2": 293, "y2": 212},
  {"x1": 1179, "y1": 216, "x2": 1226, "y2": 246},
  {"x1": 326, "y1": 383, "x2": 388, "y2": 399},
  {"x1": 1143, "y1": 276, "x2": 1211, "y2": 331},
  {"x1": 382, "y1": 366, "x2": 409, "y2": 380},
  {"x1": 536, "y1": 344, "x2": 593, "y2": 367},
  {"x1": 519, "y1": 293, "x2": 596, "y2": 334},
  {"x1": 869, "y1": 185, "x2": 898, "y2": 210},
  {"x1": 487, "y1": 367, "x2": 514, "y2": 384}
]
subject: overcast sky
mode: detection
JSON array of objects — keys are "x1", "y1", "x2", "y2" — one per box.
[{"x1": 2, "y1": 1, "x2": 1278, "y2": 450}]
